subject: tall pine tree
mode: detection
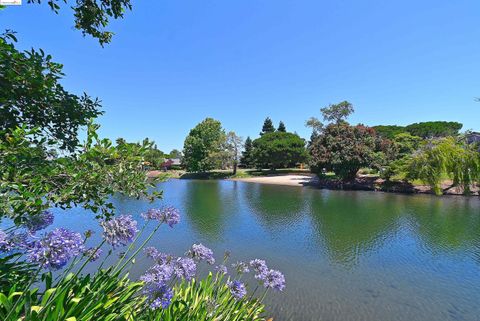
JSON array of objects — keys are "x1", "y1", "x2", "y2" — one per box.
[
  {"x1": 277, "y1": 121, "x2": 286, "y2": 132},
  {"x1": 240, "y1": 136, "x2": 254, "y2": 168},
  {"x1": 260, "y1": 117, "x2": 275, "y2": 136}
]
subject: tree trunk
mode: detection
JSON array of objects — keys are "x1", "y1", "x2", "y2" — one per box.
[{"x1": 233, "y1": 161, "x2": 237, "y2": 175}]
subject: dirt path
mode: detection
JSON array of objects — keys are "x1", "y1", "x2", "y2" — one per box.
[{"x1": 230, "y1": 174, "x2": 317, "y2": 187}]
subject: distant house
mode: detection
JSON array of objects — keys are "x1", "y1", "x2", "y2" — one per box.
[{"x1": 161, "y1": 158, "x2": 182, "y2": 170}]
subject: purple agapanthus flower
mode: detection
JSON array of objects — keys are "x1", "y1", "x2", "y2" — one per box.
[
  {"x1": 140, "y1": 263, "x2": 174, "y2": 285},
  {"x1": 232, "y1": 261, "x2": 250, "y2": 274},
  {"x1": 84, "y1": 247, "x2": 103, "y2": 262},
  {"x1": 24, "y1": 210, "x2": 54, "y2": 234},
  {"x1": 144, "y1": 246, "x2": 171, "y2": 265},
  {"x1": 227, "y1": 280, "x2": 247, "y2": 300},
  {"x1": 27, "y1": 228, "x2": 84, "y2": 270},
  {"x1": 187, "y1": 243, "x2": 215, "y2": 265},
  {"x1": 173, "y1": 257, "x2": 196, "y2": 281},
  {"x1": 215, "y1": 264, "x2": 228, "y2": 274},
  {"x1": 143, "y1": 282, "x2": 174, "y2": 310},
  {"x1": 0, "y1": 229, "x2": 7, "y2": 249},
  {"x1": 257, "y1": 269, "x2": 286, "y2": 292},
  {"x1": 0, "y1": 232, "x2": 29, "y2": 252},
  {"x1": 100, "y1": 215, "x2": 138, "y2": 248},
  {"x1": 249, "y1": 259, "x2": 268, "y2": 274},
  {"x1": 141, "y1": 207, "x2": 180, "y2": 227}
]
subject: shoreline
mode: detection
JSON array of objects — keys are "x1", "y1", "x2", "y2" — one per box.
[{"x1": 148, "y1": 171, "x2": 480, "y2": 197}]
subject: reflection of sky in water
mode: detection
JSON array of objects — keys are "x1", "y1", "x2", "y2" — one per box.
[{"x1": 39, "y1": 180, "x2": 480, "y2": 321}]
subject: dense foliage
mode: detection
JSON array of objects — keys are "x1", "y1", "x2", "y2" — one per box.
[
  {"x1": 252, "y1": 132, "x2": 307, "y2": 169},
  {"x1": 373, "y1": 121, "x2": 463, "y2": 139},
  {"x1": 182, "y1": 118, "x2": 226, "y2": 172},
  {"x1": 406, "y1": 137, "x2": 480, "y2": 195},
  {"x1": 309, "y1": 123, "x2": 377, "y2": 179},
  {"x1": 0, "y1": 32, "x2": 102, "y2": 151}
]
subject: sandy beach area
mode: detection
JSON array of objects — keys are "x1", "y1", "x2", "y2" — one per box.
[{"x1": 230, "y1": 174, "x2": 317, "y2": 187}]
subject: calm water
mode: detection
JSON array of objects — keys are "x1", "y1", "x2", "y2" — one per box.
[{"x1": 52, "y1": 179, "x2": 480, "y2": 321}]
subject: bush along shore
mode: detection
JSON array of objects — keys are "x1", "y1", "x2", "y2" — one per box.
[{"x1": 0, "y1": 207, "x2": 285, "y2": 320}]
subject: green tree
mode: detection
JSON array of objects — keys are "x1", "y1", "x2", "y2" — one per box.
[
  {"x1": 309, "y1": 123, "x2": 377, "y2": 180},
  {"x1": 182, "y1": 118, "x2": 226, "y2": 172},
  {"x1": 277, "y1": 121, "x2": 286, "y2": 132},
  {"x1": 260, "y1": 117, "x2": 275, "y2": 136},
  {"x1": 0, "y1": 32, "x2": 102, "y2": 151},
  {"x1": 169, "y1": 149, "x2": 182, "y2": 159},
  {"x1": 392, "y1": 132, "x2": 422, "y2": 157},
  {"x1": 252, "y1": 132, "x2": 307, "y2": 170},
  {"x1": 406, "y1": 137, "x2": 480, "y2": 195},
  {"x1": 240, "y1": 136, "x2": 254, "y2": 168},
  {"x1": 372, "y1": 125, "x2": 407, "y2": 139},
  {"x1": 405, "y1": 121, "x2": 463, "y2": 138},
  {"x1": 225, "y1": 131, "x2": 244, "y2": 175},
  {"x1": 320, "y1": 101, "x2": 354, "y2": 124}
]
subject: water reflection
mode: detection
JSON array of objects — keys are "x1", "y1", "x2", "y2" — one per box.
[
  {"x1": 405, "y1": 196, "x2": 480, "y2": 255},
  {"x1": 182, "y1": 180, "x2": 226, "y2": 241},
  {"x1": 307, "y1": 191, "x2": 403, "y2": 266},
  {"x1": 241, "y1": 183, "x2": 308, "y2": 228}
]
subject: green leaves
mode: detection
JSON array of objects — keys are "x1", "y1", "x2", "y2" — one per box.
[
  {"x1": 0, "y1": 124, "x2": 161, "y2": 222},
  {"x1": 26, "y1": 0, "x2": 133, "y2": 46},
  {"x1": 0, "y1": 33, "x2": 102, "y2": 151},
  {"x1": 183, "y1": 118, "x2": 226, "y2": 172},
  {"x1": 252, "y1": 132, "x2": 307, "y2": 170}
]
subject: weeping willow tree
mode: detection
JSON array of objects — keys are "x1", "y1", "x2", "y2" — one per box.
[{"x1": 406, "y1": 137, "x2": 480, "y2": 195}]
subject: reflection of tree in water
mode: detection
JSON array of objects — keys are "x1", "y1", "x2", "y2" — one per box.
[
  {"x1": 308, "y1": 191, "x2": 403, "y2": 266},
  {"x1": 406, "y1": 196, "x2": 480, "y2": 255},
  {"x1": 241, "y1": 183, "x2": 307, "y2": 229},
  {"x1": 182, "y1": 180, "x2": 230, "y2": 241}
]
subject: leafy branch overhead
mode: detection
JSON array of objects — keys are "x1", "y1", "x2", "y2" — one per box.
[
  {"x1": 0, "y1": 31, "x2": 102, "y2": 151},
  {"x1": 27, "y1": 0, "x2": 133, "y2": 45}
]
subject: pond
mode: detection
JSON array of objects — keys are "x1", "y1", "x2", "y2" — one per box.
[{"x1": 52, "y1": 179, "x2": 480, "y2": 321}]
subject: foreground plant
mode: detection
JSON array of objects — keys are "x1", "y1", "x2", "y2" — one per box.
[{"x1": 0, "y1": 207, "x2": 285, "y2": 320}]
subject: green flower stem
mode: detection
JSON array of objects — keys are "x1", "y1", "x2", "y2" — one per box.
[
  {"x1": 114, "y1": 220, "x2": 163, "y2": 275},
  {"x1": 5, "y1": 266, "x2": 41, "y2": 321}
]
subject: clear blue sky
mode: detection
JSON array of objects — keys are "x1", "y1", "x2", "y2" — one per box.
[{"x1": 1, "y1": 0, "x2": 479, "y2": 152}]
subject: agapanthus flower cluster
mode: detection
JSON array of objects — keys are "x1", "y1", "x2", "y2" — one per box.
[
  {"x1": 256, "y1": 269, "x2": 286, "y2": 292},
  {"x1": 141, "y1": 246, "x2": 199, "y2": 310},
  {"x1": 215, "y1": 264, "x2": 228, "y2": 274},
  {"x1": 0, "y1": 229, "x2": 8, "y2": 249},
  {"x1": 27, "y1": 228, "x2": 84, "y2": 270},
  {"x1": 172, "y1": 257, "x2": 196, "y2": 281},
  {"x1": 24, "y1": 210, "x2": 54, "y2": 234},
  {"x1": 84, "y1": 247, "x2": 103, "y2": 262},
  {"x1": 232, "y1": 261, "x2": 250, "y2": 274},
  {"x1": 144, "y1": 246, "x2": 171, "y2": 265},
  {"x1": 0, "y1": 232, "x2": 29, "y2": 252},
  {"x1": 227, "y1": 280, "x2": 247, "y2": 300},
  {"x1": 250, "y1": 259, "x2": 285, "y2": 291},
  {"x1": 100, "y1": 215, "x2": 138, "y2": 248},
  {"x1": 141, "y1": 206, "x2": 180, "y2": 227},
  {"x1": 142, "y1": 282, "x2": 174, "y2": 310},
  {"x1": 187, "y1": 243, "x2": 215, "y2": 265},
  {"x1": 249, "y1": 259, "x2": 268, "y2": 273}
]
